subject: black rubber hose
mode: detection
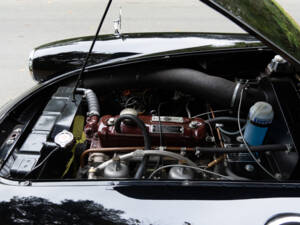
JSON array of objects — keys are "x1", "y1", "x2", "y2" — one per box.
[
  {"x1": 195, "y1": 144, "x2": 290, "y2": 153},
  {"x1": 134, "y1": 155, "x2": 149, "y2": 179},
  {"x1": 205, "y1": 117, "x2": 247, "y2": 124},
  {"x1": 84, "y1": 68, "x2": 266, "y2": 108},
  {"x1": 114, "y1": 114, "x2": 151, "y2": 150},
  {"x1": 145, "y1": 68, "x2": 238, "y2": 107},
  {"x1": 114, "y1": 114, "x2": 151, "y2": 179}
]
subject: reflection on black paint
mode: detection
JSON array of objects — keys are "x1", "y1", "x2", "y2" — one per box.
[
  {"x1": 31, "y1": 32, "x2": 263, "y2": 82},
  {"x1": 206, "y1": 0, "x2": 300, "y2": 64},
  {"x1": 0, "y1": 197, "x2": 140, "y2": 225}
]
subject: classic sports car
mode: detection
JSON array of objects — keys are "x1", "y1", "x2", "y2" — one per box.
[{"x1": 1, "y1": 0, "x2": 300, "y2": 224}]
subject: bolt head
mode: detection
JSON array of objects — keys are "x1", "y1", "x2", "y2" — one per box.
[
  {"x1": 189, "y1": 121, "x2": 201, "y2": 129},
  {"x1": 275, "y1": 173, "x2": 282, "y2": 180},
  {"x1": 107, "y1": 118, "x2": 115, "y2": 126},
  {"x1": 245, "y1": 164, "x2": 255, "y2": 172}
]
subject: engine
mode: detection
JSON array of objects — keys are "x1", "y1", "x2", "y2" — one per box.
[{"x1": 1, "y1": 64, "x2": 298, "y2": 182}]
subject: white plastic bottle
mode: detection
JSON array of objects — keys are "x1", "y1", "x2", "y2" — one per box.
[{"x1": 244, "y1": 102, "x2": 274, "y2": 146}]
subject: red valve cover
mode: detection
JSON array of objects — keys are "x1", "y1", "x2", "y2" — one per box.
[{"x1": 97, "y1": 115, "x2": 206, "y2": 147}]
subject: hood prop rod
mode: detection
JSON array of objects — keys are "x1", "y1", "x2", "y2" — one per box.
[{"x1": 72, "y1": 0, "x2": 113, "y2": 99}]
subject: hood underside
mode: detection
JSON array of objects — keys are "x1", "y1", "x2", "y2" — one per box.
[{"x1": 200, "y1": 0, "x2": 300, "y2": 68}]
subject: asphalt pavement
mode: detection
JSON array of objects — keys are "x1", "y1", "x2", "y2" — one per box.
[{"x1": 0, "y1": 0, "x2": 299, "y2": 107}]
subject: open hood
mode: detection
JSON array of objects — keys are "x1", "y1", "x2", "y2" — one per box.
[{"x1": 200, "y1": 0, "x2": 300, "y2": 69}]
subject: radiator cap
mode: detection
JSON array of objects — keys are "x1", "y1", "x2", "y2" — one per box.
[{"x1": 54, "y1": 130, "x2": 74, "y2": 148}]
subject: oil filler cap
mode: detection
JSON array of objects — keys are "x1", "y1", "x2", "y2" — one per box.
[{"x1": 54, "y1": 130, "x2": 74, "y2": 148}]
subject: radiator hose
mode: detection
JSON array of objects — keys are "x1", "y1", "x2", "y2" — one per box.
[
  {"x1": 77, "y1": 88, "x2": 100, "y2": 116},
  {"x1": 77, "y1": 88, "x2": 100, "y2": 137},
  {"x1": 114, "y1": 114, "x2": 151, "y2": 150}
]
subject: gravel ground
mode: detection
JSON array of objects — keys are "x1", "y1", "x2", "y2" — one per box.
[{"x1": 0, "y1": 0, "x2": 298, "y2": 106}]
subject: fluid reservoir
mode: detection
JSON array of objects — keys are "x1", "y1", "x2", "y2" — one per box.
[{"x1": 244, "y1": 101, "x2": 274, "y2": 146}]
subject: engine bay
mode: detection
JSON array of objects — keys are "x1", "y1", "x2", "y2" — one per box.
[{"x1": 1, "y1": 54, "x2": 300, "y2": 182}]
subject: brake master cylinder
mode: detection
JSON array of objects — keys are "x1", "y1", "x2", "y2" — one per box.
[{"x1": 244, "y1": 101, "x2": 274, "y2": 146}]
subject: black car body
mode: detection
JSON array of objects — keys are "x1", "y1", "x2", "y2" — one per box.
[
  {"x1": 1, "y1": 0, "x2": 300, "y2": 224},
  {"x1": 29, "y1": 32, "x2": 264, "y2": 82}
]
